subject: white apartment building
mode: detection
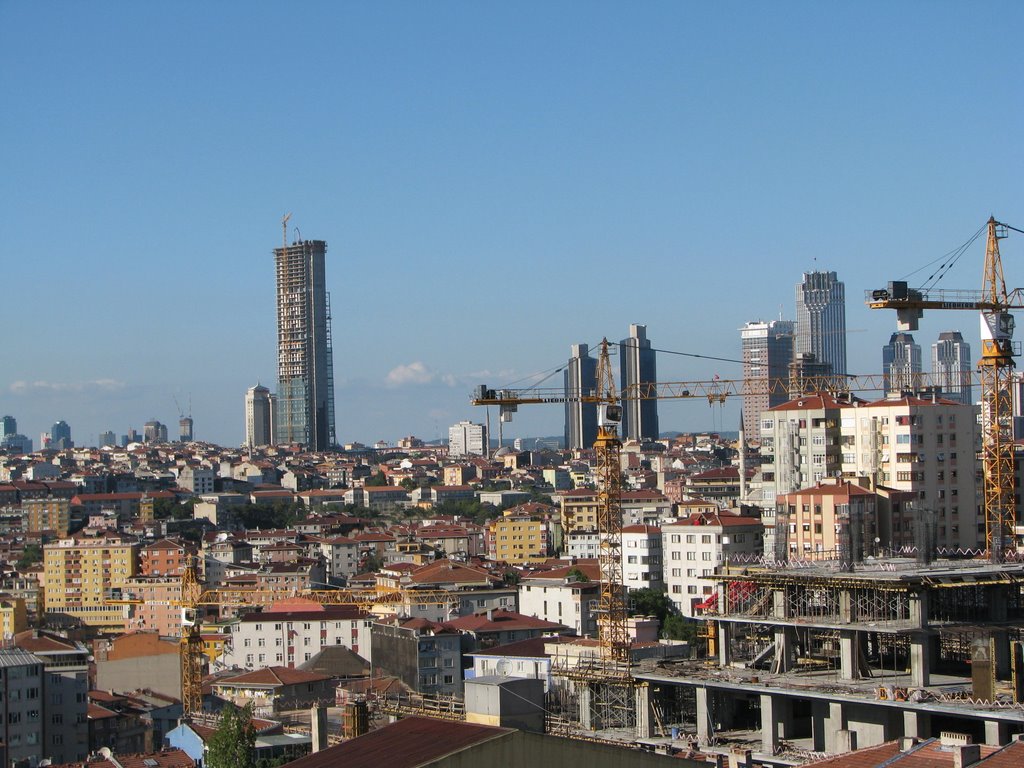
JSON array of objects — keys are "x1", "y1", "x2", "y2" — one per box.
[
  {"x1": 314, "y1": 535, "x2": 360, "y2": 584},
  {"x1": 519, "y1": 568, "x2": 600, "y2": 637},
  {"x1": 622, "y1": 525, "x2": 663, "y2": 591},
  {"x1": 663, "y1": 513, "x2": 763, "y2": 617},
  {"x1": 840, "y1": 395, "x2": 981, "y2": 549},
  {"x1": 448, "y1": 421, "x2": 488, "y2": 457},
  {"x1": 564, "y1": 531, "x2": 600, "y2": 559},
  {"x1": 223, "y1": 602, "x2": 373, "y2": 669}
]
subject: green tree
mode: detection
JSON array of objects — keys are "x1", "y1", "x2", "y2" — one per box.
[
  {"x1": 662, "y1": 614, "x2": 700, "y2": 644},
  {"x1": 566, "y1": 567, "x2": 588, "y2": 583},
  {"x1": 364, "y1": 471, "x2": 388, "y2": 487},
  {"x1": 628, "y1": 588, "x2": 674, "y2": 624},
  {"x1": 206, "y1": 703, "x2": 256, "y2": 768},
  {"x1": 16, "y1": 544, "x2": 42, "y2": 570}
]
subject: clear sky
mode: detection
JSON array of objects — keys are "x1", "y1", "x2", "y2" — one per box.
[{"x1": 3, "y1": 2, "x2": 1023, "y2": 448}]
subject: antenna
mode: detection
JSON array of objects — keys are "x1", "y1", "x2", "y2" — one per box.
[{"x1": 282, "y1": 212, "x2": 292, "y2": 248}]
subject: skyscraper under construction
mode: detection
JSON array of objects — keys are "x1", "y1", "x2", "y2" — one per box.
[{"x1": 275, "y1": 236, "x2": 336, "y2": 450}]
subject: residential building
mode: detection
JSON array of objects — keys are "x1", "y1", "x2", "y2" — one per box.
[
  {"x1": 0, "y1": 599, "x2": 26, "y2": 639},
  {"x1": 621, "y1": 524, "x2": 663, "y2": 591},
  {"x1": 555, "y1": 489, "x2": 600, "y2": 536},
  {"x1": 177, "y1": 466, "x2": 215, "y2": 494},
  {"x1": 275, "y1": 237, "x2": 336, "y2": 451},
  {"x1": 14, "y1": 630, "x2": 90, "y2": 763},
  {"x1": 245, "y1": 383, "x2": 274, "y2": 448},
  {"x1": 795, "y1": 270, "x2": 847, "y2": 376},
  {"x1": 23, "y1": 497, "x2": 71, "y2": 536},
  {"x1": 42, "y1": 532, "x2": 139, "y2": 631},
  {"x1": 123, "y1": 576, "x2": 182, "y2": 636},
  {"x1": 773, "y1": 480, "x2": 880, "y2": 557},
  {"x1": 662, "y1": 512, "x2": 763, "y2": 616},
  {"x1": 487, "y1": 509, "x2": 550, "y2": 565},
  {"x1": 519, "y1": 562, "x2": 602, "y2": 637},
  {"x1": 371, "y1": 618, "x2": 463, "y2": 696},
  {"x1": 448, "y1": 421, "x2": 487, "y2": 457},
  {"x1": 619, "y1": 324, "x2": 659, "y2": 442},
  {"x1": 212, "y1": 666, "x2": 334, "y2": 713},
  {"x1": 740, "y1": 319, "x2": 795, "y2": 437},
  {"x1": 0, "y1": 649, "x2": 46, "y2": 766},
  {"x1": 840, "y1": 395, "x2": 981, "y2": 549},
  {"x1": 223, "y1": 599, "x2": 373, "y2": 669},
  {"x1": 883, "y1": 332, "x2": 922, "y2": 394},
  {"x1": 94, "y1": 633, "x2": 181, "y2": 700},
  {"x1": 564, "y1": 343, "x2": 598, "y2": 451},
  {"x1": 932, "y1": 330, "x2": 973, "y2": 405}
]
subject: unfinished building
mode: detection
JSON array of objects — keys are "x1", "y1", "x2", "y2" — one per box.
[{"x1": 635, "y1": 555, "x2": 1024, "y2": 762}]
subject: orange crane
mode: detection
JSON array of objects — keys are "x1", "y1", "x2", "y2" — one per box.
[{"x1": 868, "y1": 217, "x2": 1024, "y2": 562}]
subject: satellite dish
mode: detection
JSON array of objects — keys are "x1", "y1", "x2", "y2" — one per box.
[{"x1": 495, "y1": 659, "x2": 511, "y2": 677}]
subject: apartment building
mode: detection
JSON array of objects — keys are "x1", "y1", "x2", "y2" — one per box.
[
  {"x1": 486, "y1": 509, "x2": 550, "y2": 564},
  {"x1": 43, "y1": 532, "x2": 139, "y2": 631},
  {"x1": 622, "y1": 524, "x2": 663, "y2": 591},
  {"x1": 662, "y1": 513, "x2": 763, "y2": 617}
]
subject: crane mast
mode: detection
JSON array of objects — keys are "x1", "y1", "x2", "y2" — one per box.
[{"x1": 179, "y1": 556, "x2": 204, "y2": 718}]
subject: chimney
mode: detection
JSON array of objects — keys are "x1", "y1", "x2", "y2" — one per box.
[
  {"x1": 952, "y1": 744, "x2": 982, "y2": 768},
  {"x1": 310, "y1": 705, "x2": 327, "y2": 752}
]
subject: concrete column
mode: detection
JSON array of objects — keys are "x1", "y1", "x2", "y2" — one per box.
[
  {"x1": 635, "y1": 683, "x2": 652, "y2": 739},
  {"x1": 984, "y1": 719, "x2": 1008, "y2": 746},
  {"x1": 774, "y1": 628, "x2": 793, "y2": 673},
  {"x1": 902, "y1": 710, "x2": 929, "y2": 739},
  {"x1": 825, "y1": 702, "x2": 845, "y2": 754},
  {"x1": 840, "y1": 589, "x2": 853, "y2": 623},
  {"x1": 579, "y1": 685, "x2": 593, "y2": 730},
  {"x1": 840, "y1": 630, "x2": 860, "y2": 680},
  {"x1": 910, "y1": 633, "x2": 931, "y2": 688},
  {"x1": 772, "y1": 588, "x2": 787, "y2": 619},
  {"x1": 696, "y1": 687, "x2": 712, "y2": 745},
  {"x1": 909, "y1": 591, "x2": 929, "y2": 629},
  {"x1": 760, "y1": 694, "x2": 779, "y2": 755},
  {"x1": 719, "y1": 622, "x2": 732, "y2": 667}
]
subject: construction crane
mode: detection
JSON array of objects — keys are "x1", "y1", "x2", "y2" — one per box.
[
  {"x1": 867, "y1": 217, "x2": 1024, "y2": 562},
  {"x1": 282, "y1": 212, "x2": 292, "y2": 248}
]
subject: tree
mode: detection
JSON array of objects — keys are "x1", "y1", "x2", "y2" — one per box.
[
  {"x1": 628, "y1": 588, "x2": 674, "y2": 625},
  {"x1": 662, "y1": 614, "x2": 700, "y2": 644},
  {"x1": 364, "y1": 471, "x2": 388, "y2": 487},
  {"x1": 206, "y1": 703, "x2": 256, "y2": 768},
  {"x1": 566, "y1": 567, "x2": 588, "y2": 583},
  {"x1": 16, "y1": 544, "x2": 42, "y2": 570}
]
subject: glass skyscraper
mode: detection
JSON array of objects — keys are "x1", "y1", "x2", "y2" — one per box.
[
  {"x1": 795, "y1": 271, "x2": 847, "y2": 377},
  {"x1": 619, "y1": 324, "x2": 659, "y2": 442}
]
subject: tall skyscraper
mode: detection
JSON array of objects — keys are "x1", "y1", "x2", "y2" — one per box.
[
  {"x1": 275, "y1": 237, "x2": 336, "y2": 451},
  {"x1": 882, "y1": 332, "x2": 922, "y2": 394},
  {"x1": 619, "y1": 324, "x2": 659, "y2": 442},
  {"x1": 795, "y1": 271, "x2": 847, "y2": 376},
  {"x1": 179, "y1": 416, "x2": 194, "y2": 442},
  {"x1": 564, "y1": 343, "x2": 598, "y2": 451},
  {"x1": 51, "y1": 420, "x2": 72, "y2": 450},
  {"x1": 1, "y1": 416, "x2": 15, "y2": 439},
  {"x1": 740, "y1": 319, "x2": 794, "y2": 438},
  {"x1": 932, "y1": 331, "x2": 973, "y2": 405},
  {"x1": 245, "y1": 383, "x2": 274, "y2": 448},
  {"x1": 98, "y1": 431, "x2": 117, "y2": 448}
]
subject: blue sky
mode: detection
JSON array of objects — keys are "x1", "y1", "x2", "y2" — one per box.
[{"x1": 2, "y1": 2, "x2": 1023, "y2": 447}]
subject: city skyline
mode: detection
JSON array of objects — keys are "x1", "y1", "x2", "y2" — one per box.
[{"x1": 3, "y1": 4, "x2": 1023, "y2": 446}]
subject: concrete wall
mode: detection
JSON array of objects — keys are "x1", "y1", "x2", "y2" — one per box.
[{"x1": 96, "y1": 652, "x2": 181, "y2": 699}]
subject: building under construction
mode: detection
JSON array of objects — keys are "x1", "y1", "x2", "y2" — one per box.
[{"x1": 634, "y1": 552, "x2": 1024, "y2": 762}]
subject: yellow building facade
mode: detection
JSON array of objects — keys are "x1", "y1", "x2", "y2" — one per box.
[
  {"x1": 43, "y1": 533, "x2": 139, "y2": 631},
  {"x1": 487, "y1": 511, "x2": 550, "y2": 564}
]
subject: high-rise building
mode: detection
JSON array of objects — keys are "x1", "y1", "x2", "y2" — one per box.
[
  {"x1": 275, "y1": 237, "x2": 336, "y2": 451},
  {"x1": 932, "y1": 331, "x2": 973, "y2": 405},
  {"x1": 179, "y1": 416, "x2": 194, "y2": 442},
  {"x1": 245, "y1": 383, "x2": 274, "y2": 448},
  {"x1": 795, "y1": 271, "x2": 847, "y2": 376},
  {"x1": 43, "y1": 532, "x2": 139, "y2": 631},
  {"x1": 882, "y1": 332, "x2": 922, "y2": 394},
  {"x1": 1, "y1": 416, "x2": 15, "y2": 438},
  {"x1": 50, "y1": 420, "x2": 71, "y2": 449},
  {"x1": 619, "y1": 324, "x2": 659, "y2": 442},
  {"x1": 789, "y1": 352, "x2": 833, "y2": 396},
  {"x1": 98, "y1": 430, "x2": 117, "y2": 447},
  {"x1": 143, "y1": 420, "x2": 168, "y2": 443},
  {"x1": 740, "y1": 320, "x2": 794, "y2": 437},
  {"x1": 448, "y1": 421, "x2": 487, "y2": 457},
  {"x1": 564, "y1": 343, "x2": 597, "y2": 451}
]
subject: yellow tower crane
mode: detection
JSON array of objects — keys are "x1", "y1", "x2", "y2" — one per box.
[{"x1": 868, "y1": 217, "x2": 1024, "y2": 562}]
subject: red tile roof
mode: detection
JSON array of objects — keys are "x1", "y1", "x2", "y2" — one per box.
[
  {"x1": 216, "y1": 666, "x2": 331, "y2": 687},
  {"x1": 443, "y1": 609, "x2": 567, "y2": 633},
  {"x1": 278, "y1": 715, "x2": 511, "y2": 768}
]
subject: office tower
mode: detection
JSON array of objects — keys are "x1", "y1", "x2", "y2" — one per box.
[
  {"x1": 144, "y1": 420, "x2": 168, "y2": 443},
  {"x1": 449, "y1": 421, "x2": 487, "y2": 457},
  {"x1": 789, "y1": 353, "x2": 833, "y2": 397},
  {"x1": 795, "y1": 271, "x2": 847, "y2": 376},
  {"x1": 740, "y1": 320, "x2": 794, "y2": 437},
  {"x1": 51, "y1": 420, "x2": 72, "y2": 449},
  {"x1": 275, "y1": 237, "x2": 336, "y2": 451},
  {"x1": 1, "y1": 416, "x2": 15, "y2": 438},
  {"x1": 932, "y1": 331, "x2": 973, "y2": 405},
  {"x1": 245, "y1": 383, "x2": 274, "y2": 448},
  {"x1": 564, "y1": 343, "x2": 598, "y2": 450},
  {"x1": 98, "y1": 430, "x2": 117, "y2": 447},
  {"x1": 179, "y1": 416, "x2": 194, "y2": 442},
  {"x1": 619, "y1": 324, "x2": 659, "y2": 442},
  {"x1": 882, "y1": 332, "x2": 922, "y2": 394}
]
